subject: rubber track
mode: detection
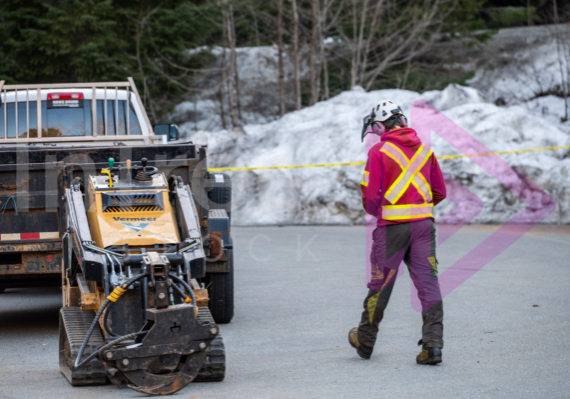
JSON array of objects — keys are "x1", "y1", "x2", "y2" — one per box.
[
  {"x1": 194, "y1": 306, "x2": 226, "y2": 382},
  {"x1": 60, "y1": 307, "x2": 106, "y2": 385}
]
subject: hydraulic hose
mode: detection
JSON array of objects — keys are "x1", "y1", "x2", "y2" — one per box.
[
  {"x1": 169, "y1": 273, "x2": 199, "y2": 317},
  {"x1": 171, "y1": 282, "x2": 192, "y2": 304},
  {"x1": 169, "y1": 273, "x2": 196, "y2": 306},
  {"x1": 75, "y1": 330, "x2": 149, "y2": 369},
  {"x1": 74, "y1": 272, "x2": 147, "y2": 368},
  {"x1": 102, "y1": 301, "x2": 121, "y2": 339},
  {"x1": 83, "y1": 241, "x2": 124, "y2": 258},
  {"x1": 73, "y1": 300, "x2": 111, "y2": 368},
  {"x1": 171, "y1": 282, "x2": 185, "y2": 299}
]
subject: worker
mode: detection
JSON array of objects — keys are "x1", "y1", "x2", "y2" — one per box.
[{"x1": 348, "y1": 100, "x2": 447, "y2": 365}]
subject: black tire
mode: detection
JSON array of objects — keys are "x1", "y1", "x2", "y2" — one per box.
[
  {"x1": 204, "y1": 250, "x2": 234, "y2": 324},
  {"x1": 0, "y1": 288, "x2": 5, "y2": 293},
  {"x1": 207, "y1": 173, "x2": 231, "y2": 222}
]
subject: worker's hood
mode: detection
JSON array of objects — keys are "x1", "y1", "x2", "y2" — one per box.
[{"x1": 381, "y1": 127, "x2": 421, "y2": 148}]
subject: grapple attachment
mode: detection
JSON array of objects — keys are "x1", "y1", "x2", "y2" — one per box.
[{"x1": 104, "y1": 305, "x2": 218, "y2": 395}]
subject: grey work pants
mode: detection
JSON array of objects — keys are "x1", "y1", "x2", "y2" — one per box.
[{"x1": 358, "y1": 219, "x2": 444, "y2": 349}]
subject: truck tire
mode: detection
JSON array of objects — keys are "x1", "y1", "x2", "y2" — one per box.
[
  {"x1": 0, "y1": 288, "x2": 5, "y2": 293},
  {"x1": 208, "y1": 173, "x2": 231, "y2": 222},
  {"x1": 205, "y1": 250, "x2": 234, "y2": 324}
]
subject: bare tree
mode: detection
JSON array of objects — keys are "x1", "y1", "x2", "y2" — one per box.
[
  {"x1": 219, "y1": 0, "x2": 238, "y2": 128},
  {"x1": 320, "y1": 8, "x2": 329, "y2": 100},
  {"x1": 335, "y1": 0, "x2": 457, "y2": 91},
  {"x1": 127, "y1": 5, "x2": 162, "y2": 123},
  {"x1": 552, "y1": 0, "x2": 569, "y2": 121},
  {"x1": 277, "y1": 0, "x2": 286, "y2": 116},
  {"x1": 319, "y1": 0, "x2": 345, "y2": 99},
  {"x1": 229, "y1": 4, "x2": 243, "y2": 123},
  {"x1": 290, "y1": 0, "x2": 302, "y2": 110},
  {"x1": 218, "y1": 46, "x2": 228, "y2": 129},
  {"x1": 309, "y1": 0, "x2": 320, "y2": 105}
]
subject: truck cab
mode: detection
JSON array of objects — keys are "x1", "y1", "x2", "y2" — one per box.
[{"x1": 0, "y1": 78, "x2": 177, "y2": 146}]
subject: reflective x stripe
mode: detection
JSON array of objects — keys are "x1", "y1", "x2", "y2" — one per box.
[
  {"x1": 413, "y1": 172, "x2": 432, "y2": 203},
  {"x1": 361, "y1": 170, "x2": 370, "y2": 187},
  {"x1": 381, "y1": 142, "x2": 433, "y2": 202},
  {"x1": 381, "y1": 203, "x2": 433, "y2": 221},
  {"x1": 383, "y1": 143, "x2": 433, "y2": 204}
]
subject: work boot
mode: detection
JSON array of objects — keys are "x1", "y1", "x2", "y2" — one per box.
[
  {"x1": 416, "y1": 340, "x2": 442, "y2": 365},
  {"x1": 348, "y1": 327, "x2": 373, "y2": 360}
]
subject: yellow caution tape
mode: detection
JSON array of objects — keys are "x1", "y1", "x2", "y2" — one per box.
[
  {"x1": 208, "y1": 145, "x2": 570, "y2": 172},
  {"x1": 208, "y1": 161, "x2": 366, "y2": 172},
  {"x1": 438, "y1": 144, "x2": 570, "y2": 160}
]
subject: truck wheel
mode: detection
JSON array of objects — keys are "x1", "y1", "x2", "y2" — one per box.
[
  {"x1": 205, "y1": 251, "x2": 234, "y2": 324},
  {"x1": 208, "y1": 173, "x2": 231, "y2": 222}
]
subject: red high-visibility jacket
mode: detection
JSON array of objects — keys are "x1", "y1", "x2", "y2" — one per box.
[{"x1": 361, "y1": 127, "x2": 446, "y2": 226}]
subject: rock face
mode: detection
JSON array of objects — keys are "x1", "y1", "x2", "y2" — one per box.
[{"x1": 187, "y1": 83, "x2": 570, "y2": 225}]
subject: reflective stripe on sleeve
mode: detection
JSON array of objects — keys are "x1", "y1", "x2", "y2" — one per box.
[
  {"x1": 381, "y1": 203, "x2": 434, "y2": 220},
  {"x1": 361, "y1": 170, "x2": 370, "y2": 187}
]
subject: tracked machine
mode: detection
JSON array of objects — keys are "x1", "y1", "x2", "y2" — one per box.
[{"x1": 0, "y1": 79, "x2": 234, "y2": 395}]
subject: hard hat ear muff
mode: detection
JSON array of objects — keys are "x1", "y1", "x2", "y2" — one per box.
[{"x1": 371, "y1": 121, "x2": 386, "y2": 135}]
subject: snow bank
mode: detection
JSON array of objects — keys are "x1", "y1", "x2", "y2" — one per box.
[
  {"x1": 187, "y1": 84, "x2": 570, "y2": 225},
  {"x1": 468, "y1": 24, "x2": 570, "y2": 130}
]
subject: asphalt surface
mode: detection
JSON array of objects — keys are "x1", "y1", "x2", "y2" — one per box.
[{"x1": 0, "y1": 225, "x2": 569, "y2": 399}]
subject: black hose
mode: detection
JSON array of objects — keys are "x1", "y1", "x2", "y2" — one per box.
[
  {"x1": 171, "y1": 282, "x2": 186, "y2": 301},
  {"x1": 102, "y1": 301, "x2": 120, "y2": 339},
  {"x1": 75, "y1": 330, "x2": 149, "y2": 369},
  {"x1": 74, "y1": 272, "x2": 147, "y2": 368},
  {"x1": 74, "y1": 300, "x2": 110, "y2": 368},
  {"x1": 169, "y1": 273, "x2": 197, "y2": 306}
]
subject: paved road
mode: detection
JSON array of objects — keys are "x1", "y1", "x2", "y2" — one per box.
[{"x1": 1, "y1": 225, "x2": 569, "y2": 398}]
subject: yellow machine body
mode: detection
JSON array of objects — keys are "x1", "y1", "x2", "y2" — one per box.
[{"x1": 86, "y1": 174, "x2": 180, "y2": 248}]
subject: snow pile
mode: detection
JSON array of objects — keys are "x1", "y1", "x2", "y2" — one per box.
[
  {"x1": 186, "y1": 84, "x2": 570, "y2": 225},
  {"x1": 468, "y1": 24, "x2": 570, "y2": 129}
]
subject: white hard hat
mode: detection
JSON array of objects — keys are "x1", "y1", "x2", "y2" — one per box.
[
  {"x1": 361, "y1": 100, "x2": 408, "y2": 141},
  {"x1": 373, "y1": 100, "x2": 406, "y2": 123}
]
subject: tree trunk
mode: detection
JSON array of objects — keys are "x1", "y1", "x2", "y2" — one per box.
[
  {"x1": 360, "y1": 0, "x2": 382, "y2": 85},
  {"x1": 350, "y1": 0, "x2": 358, "y2": 88},
  {"x1": 218, "y1": 61, "x2": 227, "y2": 130},
  {"x1": 221, "y1": 0, "x2": 237, "y2": 128},
  {"x1": 527, "y1": 0, "x2": 532, "y2": 26},
  {"x1": 310, "y1": 0, "x2": 319, "y2": 105},
  {"x1": 320, "y1": 0, "x2": 329, "y2": 100},
  {"x1": 290, "y1": 0, "x2": 302, "y2": 110},
  {"x1": 229, "y1": 4, "x2": 243, "y2": 123},
  {"x1": 552, "y1": 0, "x2": 569, "y2": 121},
  {"x1": 277, "y1": 0, "x2": 285, "y2": 117},
  {"x1": 356, "y1": 0, "x2": 370, "y2": 85}
]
